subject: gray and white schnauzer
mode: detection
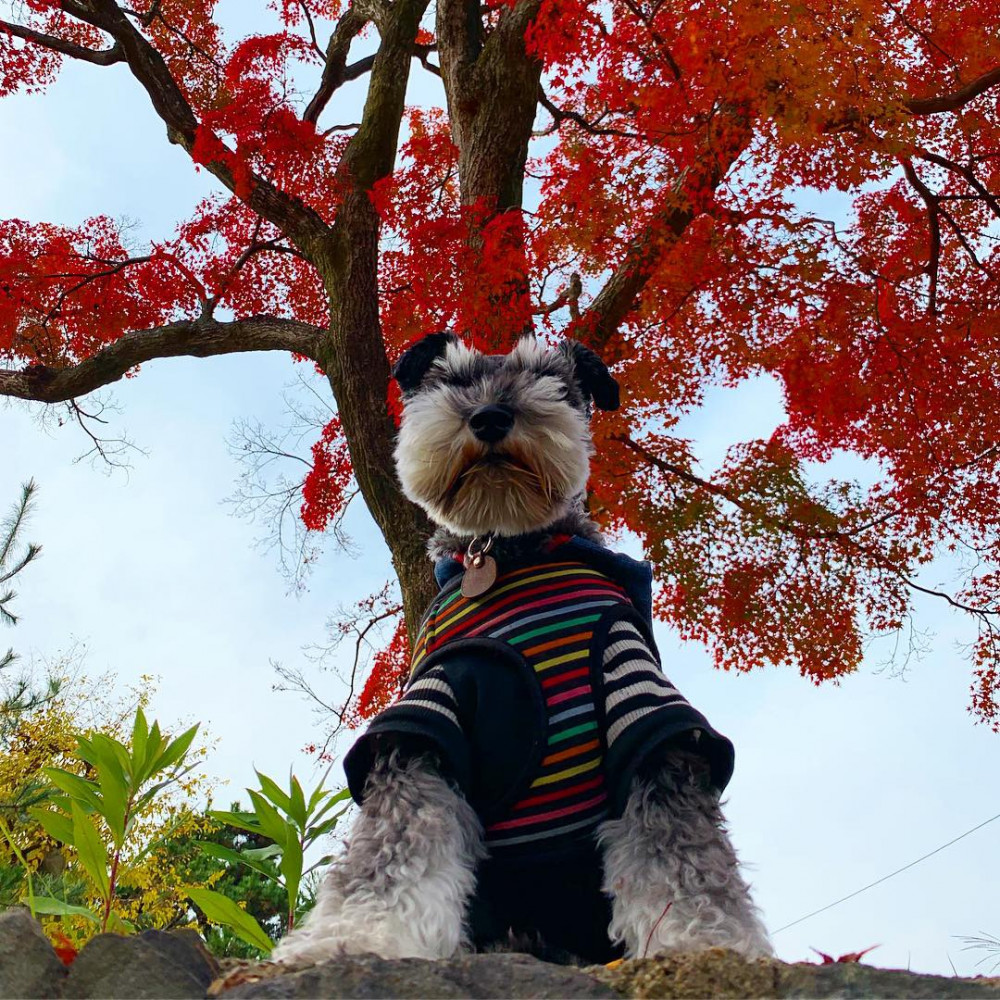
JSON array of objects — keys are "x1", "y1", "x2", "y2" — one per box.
[{"x1": 274, "y1": 333, "x2": 772, "y2": 966}]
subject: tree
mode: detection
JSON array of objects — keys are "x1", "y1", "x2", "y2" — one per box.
[
  {"x1": 0, "y1": 480, "x2": 60, "y2": 738},
  {"x1": 0, "y1": 480, "x2": 42, "y2": 672},
  {"x1": 0, "y1": 1, "x2": 998, "y2": 727}
]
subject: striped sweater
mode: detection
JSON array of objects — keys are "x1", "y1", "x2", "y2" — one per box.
[{"x1": 344, "y1": 539, "x2": 734, "y2": 862}]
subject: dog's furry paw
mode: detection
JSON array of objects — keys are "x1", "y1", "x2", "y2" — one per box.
[{"x1": 272, "y1": 903, "x2": 463, "y2": 964}]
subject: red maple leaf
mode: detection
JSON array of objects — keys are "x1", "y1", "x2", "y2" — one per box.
[{"x1": 812, "y1": 945, "x2": 880, "y2": 965}]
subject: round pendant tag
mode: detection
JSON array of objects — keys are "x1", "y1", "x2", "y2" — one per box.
[{"x1": 461, "y1": 554, "x2": 497, "y2": 598}]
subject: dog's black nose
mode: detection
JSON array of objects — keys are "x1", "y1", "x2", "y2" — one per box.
[{"x1": 470, "y1": 404, "x2": 515, "y2": 443}]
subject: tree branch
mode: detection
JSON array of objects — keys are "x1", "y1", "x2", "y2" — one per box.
[
  {"x1": 619, "y1": 434, "x2": 1000, "y2": 619},
  {"x1": 534, "y1": 272, "x2": 583, "y2": 317},
  {"x1": 413, "y1": 43, "x2": 441, "y2": 78},
  {"x1": 314, "y1": 0, "x2": 438, "y2": 641},
  {"x1": 303, "y1": 8, "x2": 369, "y2": 124},
  {"x1": 885, "y1": 0, "x2": 961, "y2": 75},
  {"x1": 0, "y1": 317, "x2": 324, "y2": 404},
  {"x1": 436, "y1": 0, "x2": 482, "y2": 93},
  {"x1": 615, "y1": 434, "x2": 848, "y2": 542},
  {"x1": 906, "y1": 65, "x2": 1000, "y2": 114},
  {"x1": 458, "y1": 0, "x2": 542, "y2": 208},
  {"x1": 295, "y1": 0, "x2": 325, "y2": 57},
  {"x1": 537, "y1": 89, "x2": 643, "y2": 138},
  {"x1": 331, "y1": 0, "x2": 428, "y2": 194},
  {"x1": 435, "y1": 0, "x2": 543, "y2": 347},
  {"x1": 620, "y1": 0, "x2": 684, "y2": 83},
  {"x1": 56, "y1": 0, "x2": 330, "y2": 251},
  {"x1": 583, "y1": 110, "x2": 753, "y2": 351},
  {"x1": 915, "y1": 149, "x2": 1000, "y2": 219},
  {"x1": 900, "y1": 157, "x2": 940, "y2": 315},
  {"x1": 0, "y1": 19, "x2": 124, "y2": 64}
]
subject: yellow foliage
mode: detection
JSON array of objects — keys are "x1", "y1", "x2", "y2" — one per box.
[{"x1": 0, "y1": 672, "x2": 217, "y2": 947}]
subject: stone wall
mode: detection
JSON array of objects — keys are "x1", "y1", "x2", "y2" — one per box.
[{"x1": 3, "y1": 909, "x2": 999, "y2": 999}]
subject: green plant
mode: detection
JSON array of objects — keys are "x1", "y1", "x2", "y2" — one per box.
[
  {"x1": 0, "y1": 479, "x2": 59, "y2": 733},
  {"x1": 190, "y1": 771, "x2": 350, "y2": 954},
  {"x1": 959, "y1": 932, "x2": 1000, "y2": 974},
  {"x1": 0, "y1": 811, "x2": 36, "y2": 912},
  {"x1": 0, "y1": 479, "x2": 42, "y2": 665},
  {"x1": 167, "y1": 810, "x2": 287, "y2": 959},
  {"x1": 26, "y1": 706, "x2": 198, "y2": 933}
]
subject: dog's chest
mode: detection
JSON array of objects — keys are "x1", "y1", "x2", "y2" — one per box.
[{"x1": 412, "y1": 558, "x2": 632, "y2": 855}]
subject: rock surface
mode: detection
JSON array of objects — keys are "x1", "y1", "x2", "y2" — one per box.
[
  {"x1": 63, "y1": 928, "x2": 221, "y2": 999},
  {"x1": 0, "y1": 907, "x2": 68, "y2": 1000},
  {"x1": 593, "y1": 949, "x2": 1000, "y2": 999},
  {"x1": 222, "y1": 953, "x2": 617, "y2": 999},
  {"x1": 4, "y1": 909, "x2": 1000, "y2": 999}
]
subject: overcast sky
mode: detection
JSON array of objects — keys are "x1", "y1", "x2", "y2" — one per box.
[{"x1": 1, "y1": 1, "x2": 998, "y2": 978}]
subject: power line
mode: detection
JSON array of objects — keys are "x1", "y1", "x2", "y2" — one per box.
[{"x1": 773, "y1": 809, "x2": 1000, "y2": 934}]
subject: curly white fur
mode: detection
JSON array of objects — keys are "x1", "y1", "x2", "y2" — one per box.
[
  {"x1": 599, "y1": 753, "x2": 773, "y2": 959},
  {"x1": 272, "y1": 754, "x2": 486, "y2": 964}
]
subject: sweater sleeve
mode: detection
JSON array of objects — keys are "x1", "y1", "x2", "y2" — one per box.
[
  {"x1": 600, "y1": 615, "x2": 735, "y2": 815},
  {"x1": 343, "y1": 663, "x2": 472, "y2": 805}
]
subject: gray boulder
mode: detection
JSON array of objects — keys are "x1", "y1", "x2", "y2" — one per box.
[
  {"x1": 0, "y1": 907, "x2": 68, "y2": 1000},
  {"x1": 5, "y1": 914, "x2": 1000, "y2": 1000},
  {"x1": 778, "y1": 960, "x2": 1000, "y2": 998},
  {"x1": 63, "y1": 928, "x2": 220, "y2": 999}
]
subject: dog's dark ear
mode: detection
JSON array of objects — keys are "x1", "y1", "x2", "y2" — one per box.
[
  {"x1": 560, "y1": 340, "x2": 620, "y2": 411},
  {"x1": 392, "y1": 332, "x2": 458, "y2": 392}
]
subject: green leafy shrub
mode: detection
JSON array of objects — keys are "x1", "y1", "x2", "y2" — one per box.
[
  {"x1": 166, "y1": 812, "x2": 288, "y2": 959},
  {"x1": 190, "y1": 771, "x2": 350, "y2": 954},
  {"x1": 25, "y1": 707, "x2": 200, "y2": 934}
]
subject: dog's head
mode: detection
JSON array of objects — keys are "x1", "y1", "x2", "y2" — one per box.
[{"x1": 393, "y1": 334, "x2": 619, "y2": 537}]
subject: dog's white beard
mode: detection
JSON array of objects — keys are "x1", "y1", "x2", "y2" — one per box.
[{"x1": 443, "y1": 460, "x2": 567, "y2": 536}]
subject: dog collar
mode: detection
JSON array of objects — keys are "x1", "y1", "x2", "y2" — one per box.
[
  {"x1": 455, "y1": 531, "x2": 578, "y2": 598},
  {"x1": 452, "y1": 532, "x2": 574, "y2": 568},
  {"x1": 461, "y1": 534, "x2": 497, "y2": 598}
]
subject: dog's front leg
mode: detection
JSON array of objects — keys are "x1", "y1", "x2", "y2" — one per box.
[
  {"x1": 272, "y1": 752, "x2": 485, "y2": 964},
  {"x1": 599, "y1": 751, "x2": 772, "y2": 959}
]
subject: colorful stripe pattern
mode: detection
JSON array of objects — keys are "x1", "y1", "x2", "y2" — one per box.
[{"x1": 410, "y1": 560, "x2": 629, "y2": 854}]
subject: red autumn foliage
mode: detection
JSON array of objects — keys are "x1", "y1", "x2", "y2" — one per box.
[
  {"x1": 49, "y1": 930, "x2": 78, "y2": 966},
  {"x1": 1, "y1": 1, "x2": 999, "y2": 728},
  {"x1": 812, "y1": 945, "x2": 880, "y2": 965},
  {"x1": 300, "y1": 417, "x2": 352, "y2": 533},
  {"x1": 348, "y1": 620, "x2": 410, "y2": 727}
]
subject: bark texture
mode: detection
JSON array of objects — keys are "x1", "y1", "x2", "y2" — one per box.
[
  {"x1": 0, "y1": 318, "x2": 323, "y2": 404},
  {"x1": 314, "y1": 0, "x2": 437, "y2": 635}
]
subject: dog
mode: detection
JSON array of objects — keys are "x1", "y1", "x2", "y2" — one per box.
[{"x1": 273, "y1": 333, "x2": 772, "y2": 965}]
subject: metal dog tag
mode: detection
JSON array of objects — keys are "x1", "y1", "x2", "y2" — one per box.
[
  {"x1": 461, "y1": 535, "x2": 497, "y2": 598},
  {"x1": 462, "y1": 553, "x2": 497, "y2": 598}
]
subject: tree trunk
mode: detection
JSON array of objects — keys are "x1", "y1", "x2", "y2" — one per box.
[
  {"x1": 316, "y1": 206, "x2": 437, "y2": 641},
  {"x1": 317, "y1": 0, "x2": 545, "y2": 636},
  {"x1": 437, "y1": 1, "x2": 543, "y2": 343},
  {"x1": 314, "y1": 0, "x2": 438, "y2": 639}
]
